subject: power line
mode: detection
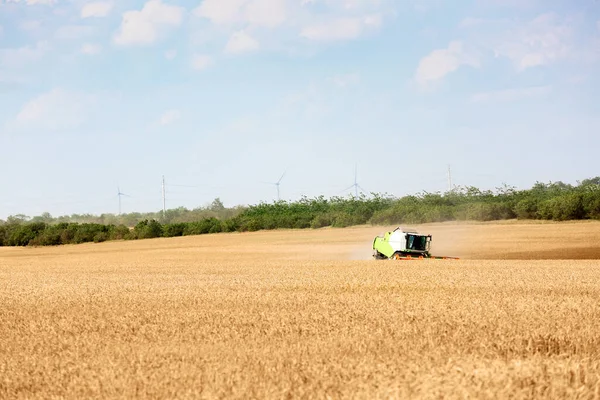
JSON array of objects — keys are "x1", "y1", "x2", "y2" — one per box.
[{"x1": 167, "y1": 184, "x2": 204, "y2": 188}]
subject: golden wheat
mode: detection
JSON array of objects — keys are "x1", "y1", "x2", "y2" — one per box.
[{"x1": 1, "y1": 221, "x2": 600, "y2": 399}]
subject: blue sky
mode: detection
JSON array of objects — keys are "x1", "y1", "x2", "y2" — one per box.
[{"x1": 0, "y1": 0, "x2": 599, "y2": 218}]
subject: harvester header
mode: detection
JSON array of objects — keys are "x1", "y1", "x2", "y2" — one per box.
[{"x1": 372, "y1": 227, "x2": 459, "y2": 260}]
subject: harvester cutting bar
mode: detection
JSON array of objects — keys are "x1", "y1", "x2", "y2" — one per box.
[
  {"x1": 393, "y1": 255, "x2": 424, "y2": 260},
  {"x1": 392, "y1": 254, "x2": 460, "y2": 260}
]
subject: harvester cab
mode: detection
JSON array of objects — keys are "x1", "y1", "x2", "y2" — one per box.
[{"x1": 372, "y1": 227, "x2": 459, "y2": 260}]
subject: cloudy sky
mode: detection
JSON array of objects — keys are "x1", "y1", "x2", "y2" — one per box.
[{"x1": 0, "y1": 0, "x2": 599, "y2": 218}]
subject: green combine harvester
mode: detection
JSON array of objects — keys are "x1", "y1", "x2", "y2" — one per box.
[{"x1": 372, "y1": 227, "x2": 460, "y2": 260}]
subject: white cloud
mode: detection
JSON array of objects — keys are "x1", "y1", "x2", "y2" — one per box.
[
  {"x1": 364, "y1": 14, "x2": 382, "y2": 28},
  {"x1": 459, "y1": 17, "x2": 510, "y2": 28},
  {"x1": 301, "y1": 18, "x2": 362, "y2": 41},
  {"x1": 191, "y1": 54, "x2": 213, "y2": 70},
  {"x1": 494, "y1": 13, "x2": 572, "y2": 71},
  {"x1": 194, "y1": 0, "x2": 247, "y2": 25},
  {"x1": 81, "y1": 43, "x2": 101, "y2": 55},
  {"x1": 159, "y1": 109, "x2": 181, "y2": 125},
  {"x1": 415, "y1": 41, "x2": 479, "y2": 86},
  {"x1": 411, "y1": 0, "x2": 443, "y2": 13},
  {"x1": 192, "y1": 0, "x2": 391, "y2": 53},
  {"x1": 461, "y1": 13, "x2": 598, "y2": 71},
  {"x1": 475, "y1": 0, "x2": 540, "y2": 8},
  {"x1": 244, "y1": 0, "x2": 287, "y2": 28},
  {"x1": 471, "y1": 85, "x2": 551, "y2": 103},
  {"x1": 303, "y1": 0, "x2": 385, "y2": 11},
  {"x1": 300, "y1": 13, "x2": 382, "y2": 42},
  {"x1": 330, "y1": 73, "x2": 360, "y2": 88},
  {"x1": 14, "y1": 89, "x2": 92, "y2": 131},
  {"x1": 113, "y1": 0, "x2": 184, "y2": 46},
  {"x1": 194, "y1": 0, "x2": 286, "y2": 28},
  {"x1": 224, "y1": 30, "x2": 260, "y2": 54},
  {"x1": 81, "y1": 1, "x2": 113, "y2": 18},
  {"x1": 165, "y1": 49, "x2": 177, "y2": 60},
  {"x1": 0, "y1": 41, "x2": 50, "y2": 68},
  {"x1": 5, "y1": 0, "x2": 56, "y2": 5}
]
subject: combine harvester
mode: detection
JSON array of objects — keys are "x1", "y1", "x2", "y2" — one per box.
[{"x1": 372, "y1": 227, "x2": 460, "y2": 260}]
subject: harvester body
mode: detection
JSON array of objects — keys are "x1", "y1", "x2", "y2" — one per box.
[{"x1": 373, "y1": 227, "x2": 458, "y2": 260}]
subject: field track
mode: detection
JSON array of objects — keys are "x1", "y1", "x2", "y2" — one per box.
[{"x1": 1, "y1": 221, "x2": 600, "y2": 398}]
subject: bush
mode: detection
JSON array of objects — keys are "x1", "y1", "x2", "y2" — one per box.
[
  {"x1": 237, "y1": 217, "x2": 263, "y2": 232},
  {"x1": 60, "y1": 224, "x2": 79, "y2": 244},
  {"x1": 515, "y1": 198, "x2": 538, "y2": 220},
  {"x1": 110, "y1": 225, "x2": 131, "y2": 241},
  {"x1": 582, "y1": 191, "x2": 600, "y2": 219},
  {"x1": 183, "y1": 218, "x2": 222, "y2": 235},
  {"x1": 538, "y1": 194, "x2": 585, "y2": 221},
  {"x1": 369, "y1": 204, "x2": 425, "y2": 225},
  {"x1": 222, "y1": 218, "x2": 240, "y2": 233},
  {"x1": 459, "y1": 202, "x2": 514, "y2": 222},
  {"x1": 331, "y1": 213, "x2": 364, "y2": 228},
  {"x1": 72, "y1": 224, "x2": 107, "y2": 244},
  {"x1": 93, "y1": 232, "x2": 108, "y2": 243},
  {"x1": 29, "y1": 229, "x2": 62, "y2": 246},
  {"x1": 163, "y1": 223, "x2": 186, "y2": 238},
  {"x1": 311, "y1": 213, "x2": 333, "y2": 229},
  {"x1": 134, "y1": 220, "x2": 163, "y2": 239},
  {"x1": 7, "y1": 222, "x2": 46, "y2": 246},
  {"x1": 421, "y1": 205, "x2": 455, "y2": 223}
]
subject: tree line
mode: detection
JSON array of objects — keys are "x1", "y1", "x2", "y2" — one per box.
[
  {"x1": 1, "y1": 178, "x2": 599, "y2": 247},
  {"x1": 1, "y1": 198, "x2": 242, "y2": 227}
]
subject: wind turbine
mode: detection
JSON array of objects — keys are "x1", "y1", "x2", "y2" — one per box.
[
  {"x1": 265, "y1": 171, "x2": 286, "y2": 201},
  {"x1": 343, "y1": 164, "x2": 368, "y2": 197},
  {"x1": 117, "y1": 186, "x2": 130, "y2": 215}
]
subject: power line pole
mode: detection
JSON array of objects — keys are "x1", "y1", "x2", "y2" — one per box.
[
  {"x1": 162, "y1": 175, "x2": 166, "y2": 216},
  {"x1": 447, "y1": 165, "x2": 453, "y2": 192}
]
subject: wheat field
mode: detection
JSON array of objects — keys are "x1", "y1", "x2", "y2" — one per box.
[{"x1": 1, "y1": 221, "x2": 600, "y2": 399}]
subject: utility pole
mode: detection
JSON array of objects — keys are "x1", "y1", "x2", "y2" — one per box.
[
  {"x1": 447, "y1": 165, "x2": 453, "y2": 192},
  {"x1": 162, "y1": 175, "x2": 166, "y2": 216}
]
